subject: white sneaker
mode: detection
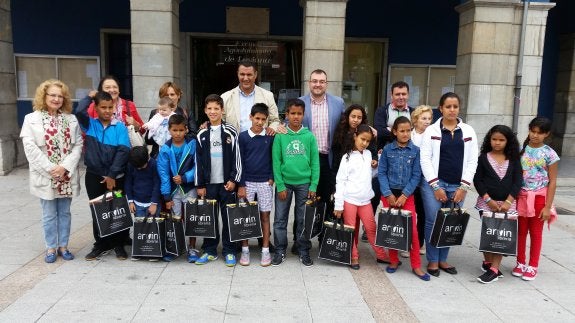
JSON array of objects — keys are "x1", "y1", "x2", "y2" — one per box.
[
  {"x1": 261, "y1": 251, "x2": 272, "y2": 267},
  {"x1": 419, "y1": 245, "x2": 426, "y2": 255},
  {"x1": 400, "y1": 251, "x2": 410, "y2": 258},
  {"x1": 240, "y1": 250, "x2": 250, "y2": 266}
]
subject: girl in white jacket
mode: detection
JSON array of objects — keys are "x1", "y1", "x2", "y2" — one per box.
[{"x1": 334, "y1": 124, "x2": 389, "y2": 270}]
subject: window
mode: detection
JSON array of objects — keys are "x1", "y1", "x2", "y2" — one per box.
[
  {"x1": 15, "y1": 55, "x2": 100, "y2": 100},
  {"x1": 388, "y1": 64, "x2": 456, "y2": 107}
]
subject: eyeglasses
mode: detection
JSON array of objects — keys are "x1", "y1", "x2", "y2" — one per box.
[
  {"x1": 46, "y1": 94, "x2": 64, "y2": 100},
  {"x1": 310, "y1": 79, "x2": 327, "y2": 85}
]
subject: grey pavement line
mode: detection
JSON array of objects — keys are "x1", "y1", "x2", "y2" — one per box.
[
  {"x1": 351, "y1": 242, "x2": 418, "y2": 323},
  {"x1": 0, "y1": 222, "x2": 93, "y2": 312}
]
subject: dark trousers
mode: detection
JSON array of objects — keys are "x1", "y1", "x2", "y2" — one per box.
[
  {"x1": 200, "y1": 183, "x2": 238, "y2": 256},
  {"x1": 85, "y1": 172, "x2": 129, "y2": 250},
  {"x1": 413, "y1": 187, "x2": 425, "y2": 248}
]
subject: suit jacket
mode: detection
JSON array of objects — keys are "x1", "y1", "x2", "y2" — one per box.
[
  {"x1": 300, "y1": 93, "x2": 345, "y2": 166},
  {"x1": 221, "y1": 85, "x2": 280, "y2": 131}
]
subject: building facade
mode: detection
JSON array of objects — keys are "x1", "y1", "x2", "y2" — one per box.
[{"x1": 1, "y1": 0, "x2": 572, "y2": 175}]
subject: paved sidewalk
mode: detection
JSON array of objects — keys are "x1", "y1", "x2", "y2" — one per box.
[{"x1": 0, "y1": 161, "x2": 573, "y2": 322}]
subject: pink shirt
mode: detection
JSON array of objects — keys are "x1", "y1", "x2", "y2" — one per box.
[{"x1": 311, "y1": 96, "x2": 329, "y2": 154}]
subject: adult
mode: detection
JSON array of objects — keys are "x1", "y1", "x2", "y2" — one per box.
[
  {"x1": 419, "y1": 92, "x2": 478, "y2": 277},
  {"x1": 374, "y1": 81, "x2": 414, "y2": 150},
  {"x1": 221, "y1": 60, "x2": 281, "y2": 134},
  {"x1": 87, "y1": 75, "x2": 144, "y2": 132},
  {"x1": 20, "y1": 79, "x2": 83, "y2": 263},
  {"x1": 146, "y1": 81, "x2": 198, "y2": 158},
  {"x1": 300, "y1": 69, "x2": 345, "y2": 250}
]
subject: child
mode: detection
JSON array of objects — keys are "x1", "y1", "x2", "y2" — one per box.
[
  {"x1": 76, "y1": 91, "x2": 130, "y2": 261},
  {"x1": 195, "y1": 94, "x2": 242, "y2": 266},
  {"x1": 272, "y1": 98, "x2": 319, "y2": 267},
  {"x1": 378, "y1": 116, "x2": 429, "y2": 281},
  {"x1": 473, "y1": 125, "x2": 522, "y2": 283},
  {"x1": 237, "y1": 103, "x2": 275, "y2": 267},
  {"x1": 156, "y1": 114, "x2": 198, "y2": 262},
  {"x1": 125, "y1": 146, "x2": 161, "y2": 260},
  {"x1": 513, "y1": 117, "x2": 559, "y2": 281},
  {"x1": 142, "y1": 97, "x2": 176, "y2": 147},
  {"x1": 410, "y1": 105, "x2": 434, "y2": 257},
  {"x1": 333, "y1": 124, "x2": 389, "y2": 270}
]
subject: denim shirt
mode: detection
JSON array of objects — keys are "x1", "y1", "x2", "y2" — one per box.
[{"x1": 378, "y1": 140, "x2": 421, "y2": 197}]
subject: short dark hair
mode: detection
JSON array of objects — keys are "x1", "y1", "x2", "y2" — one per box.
[
  {"x1": 204, "y1": 94, "x2": 224, "y2": 109},
  {"x1": 439, "y1": 92, "x2": 461, "y2": 107},
  {"x1": 285, "y1": 98, "x2": 305, "y2": 113},
  {"x1": 392, "y1": 116, "x2": 412, "y2": 132},
  {"x1": 94, "y1": 91, "x2": 113, "y2": 106},
  {"x1": 129, "y1": 146, "x2": 149, "y2": 168},
  {"x1": 238, "y1": 59, "x2": 258, "y2": 72},
  {"x1": 168, "y1": 114, "x2": 187, "y2": 128},
  {"x1": 310, "y1": 69, "x2": 327, "y2": 79},
  {"x1": 251, "y1": 103, "x2": 269, "y2": 117},
  {"x1": 97, "y1": 75, "x2": 120, "y2": 92},
  {"x1": 391, "y1": 81, "x2": 409, "y2": 93}
]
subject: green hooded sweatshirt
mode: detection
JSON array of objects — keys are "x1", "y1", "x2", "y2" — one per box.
[{"x1": 272, "y1": 126, "x2": 320, "y2": 192}]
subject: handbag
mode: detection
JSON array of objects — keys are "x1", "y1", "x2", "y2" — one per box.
[
  {"x1": 132, "y1": 216, "x2": 166, "y2": 258},
  {"x1": 164, "y1": 211, "x2": 187, "y2": 256},
  {"x1": 184, "y1": 198, "x2": 217, "y2": 238},
  {"x1": 430, "y1": 203, "x2": 470, "y2": 248},
  {"x1": 89, "y1": 191, "x2": 133, "y2": 237},
  {"x1": 479, "y1": 212, "x2": 518, "y2": 256},
  {"x1": 318, "y1": 218, "x2": 354, "y2": 265},
  {"x1": 302, "y1": 198, "x2": 325, "y2": 240},
  {"x1": 124, "y1": 100, "x2": 145, "y2": 147},
  {"x1": 375, "y1": 207, "x2": 412, "y2": 252},
  {"x1": 226, "y1": 200, "x2": 263, "y2": 242}
]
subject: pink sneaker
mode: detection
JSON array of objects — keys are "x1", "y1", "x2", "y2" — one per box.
[
  {"x1": 239, "y1": 251, "x2": 250, "y2": 266},
  {"x1": 260, "y1": 251, "x2": 272, "y2": 267},
  {"x1": 512, "y1": 263, "x2": 527, "y2": 277},
  {"x1": 522, "y1": 266, "x2": 537, "y2": 281}
]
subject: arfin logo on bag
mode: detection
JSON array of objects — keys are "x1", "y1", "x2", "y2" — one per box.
[
  {"x1": 189, "y1": 214, "x2": 212, "y2": 225},
  {"x1": 444, "y1": 224, "x2": 463, "y2": 233},
  {"x1": 381, "y1": 224, "x2": 405, "y2": 237},
  {"x1": 233, "y1": 214, "x2": 257, "y2": 226},
  {"x1": 326, "y1": 238, "x2": 348, "y2": 251},
  {"x1": 486, "y1": 227, "x2": 513, "y2": 241},
  {"x1": 137, "y1": 232, "x2": 160, "y2": 243},
  {"x1": 101, "y1": 207, "x2": 127, "y2": 220}
]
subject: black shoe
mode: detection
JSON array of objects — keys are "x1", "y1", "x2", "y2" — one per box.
[
  {"x1": 427, "y1": 268, "x2": 440, "y2": 277},
  {"x1": 114, "y1": 246, "x2": 128, "y2": 260},
  {"x1": 439, "y1": 266, "x2": 457, "y2": 275},
  {"x1": 477, "y1": 270, "x2": 499, "y2": 284},
  {"x1": 481, "y1": 262, "x2": 491, "y2": 272},
  {"x1": 291, "y1": 243, "x2": 300, "y2": 256},
  {"x1": 299, "y1": 254, "x2": 313, "y2": 267},
  {"x1": 85, "y1": 247, "x2": 107, "y2": 261},
  {"x1": 271, "y1": 252, "x2": 285, "y2": 266},
  {"x1": 361, "y1": 231, "x2": 368, "y2": 243},
  {"x1": 268, "y1": 243, "x2": 276, "y2": 254}
]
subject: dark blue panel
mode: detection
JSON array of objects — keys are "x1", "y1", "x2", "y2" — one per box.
[
  {"x1": 537, "y1": 2, "x2": 559, "y2": 119},
  {"x1": 17, "y1": 101, "x2": 33, "y2": 127},
  {"x1": 11, "y1": 0, "x2": 130, "y2": 55},
  {"x1": 345, "y1": 0, "x2": 460, "y2": 65},
  {"x1": 179, "y1": 0, "x2": 303, "y2": 35}
]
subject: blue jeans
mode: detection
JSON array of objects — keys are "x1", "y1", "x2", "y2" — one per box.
[
  {"x1": 421, "y1": 180, "x2": 464, "y2": 263},
  {"x1": 40, "y1": 198, "x2": 72, "y2": 249},
  {"x1": 134, "y1": 204, "x2": 161, "y2": 218},
  {"x1": 273, "y1": 183, "x2": 311, "y2": 255},
  {"x1": 200, "y1": 184, "x2": 237, "y2": 257}
]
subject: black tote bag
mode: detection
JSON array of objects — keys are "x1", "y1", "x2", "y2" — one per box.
[
  {"x1": 479, "y1": 212, "x2": 518, "y2": 256},
  {"x1": 375, "y1": 208, "x2": 412, "y2": 252},
  {"x1": 184, "y1": 198, "x2": 217, "y2": 238},
  {"x1": 430, "y1": 204, "x2": 470, "y2": 248},
  {"x1": 164, "y1": 212, "x2": 187, "y2": 256},
  {"x1": 302, "y1": 198, "x2": 325, "y2": 240},
  {"x1": 89, "y1": 191, "x2": 133, "y2": 237},
  {"x1": 227, "y1": 200, "x2": 263, "y2": 242},
  {"x1": 132, "y1": 217, "x2": 165, "y2": 258},
  {"x1": 318, "y1": 218, "x2": 354, "y2": 265}
]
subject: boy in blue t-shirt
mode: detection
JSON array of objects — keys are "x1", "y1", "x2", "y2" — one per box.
[
  {"x1": 157, "y1": 114, "x2": 197, "y2": 262},
  {"x1": 195, "y1": 94, "x2": 242, "y2": 267},
  {"x1": 237, "y1": 103, "x2": 274, "y2": 267}
]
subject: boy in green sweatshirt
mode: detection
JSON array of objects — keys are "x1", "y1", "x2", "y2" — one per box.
[{"x1": 271, "y1": 98, "x2": 320, "y2": 267}]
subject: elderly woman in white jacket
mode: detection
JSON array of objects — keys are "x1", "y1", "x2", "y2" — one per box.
[
  {"x1": 20, "y1": 79, "x2": 83, "y2": 263},
  {"x1": 419, "y1": 92, "x2": 478, "y2": 277}
]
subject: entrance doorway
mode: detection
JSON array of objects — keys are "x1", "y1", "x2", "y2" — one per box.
[{"x1": 190, "y1": 38, "x2": 302, "y2": 124}]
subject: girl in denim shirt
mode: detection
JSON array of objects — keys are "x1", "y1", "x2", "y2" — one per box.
[{"x1": 378, "y1": 116, "x2": 429, "y2": 281}]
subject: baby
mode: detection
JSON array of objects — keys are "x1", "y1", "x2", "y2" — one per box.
[{"x1": 142, "y1": 97, "x2": 176, "y2": 146}]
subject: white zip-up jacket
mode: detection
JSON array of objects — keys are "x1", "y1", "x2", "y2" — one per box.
[
  {"x1": 334, "y1": 150, "x2": 375, "y2": 210},
  {"x1": 419, "y1": 117, "x2": 478, "y2": 187}
]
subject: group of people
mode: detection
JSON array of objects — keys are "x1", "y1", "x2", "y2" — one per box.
[{"x1": 20, "y1": 61, "x2": 559, "y2": 285}]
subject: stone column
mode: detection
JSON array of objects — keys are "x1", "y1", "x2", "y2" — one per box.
[
  {"x1": 130, "y1": 0, "x2": 180, "y2": 118},
  {"x1": 455, "y1": 0, "x2": 555, "y2": 142},
  {"x1": 300, "y1": 0, "x2": 348, "y2": 97},
  {"x1": 0, "y1": 1, "x2": 20, "y2": 175},
  {"x1": 553, "y1": 34, "x2": 575, "y2": 156}
]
